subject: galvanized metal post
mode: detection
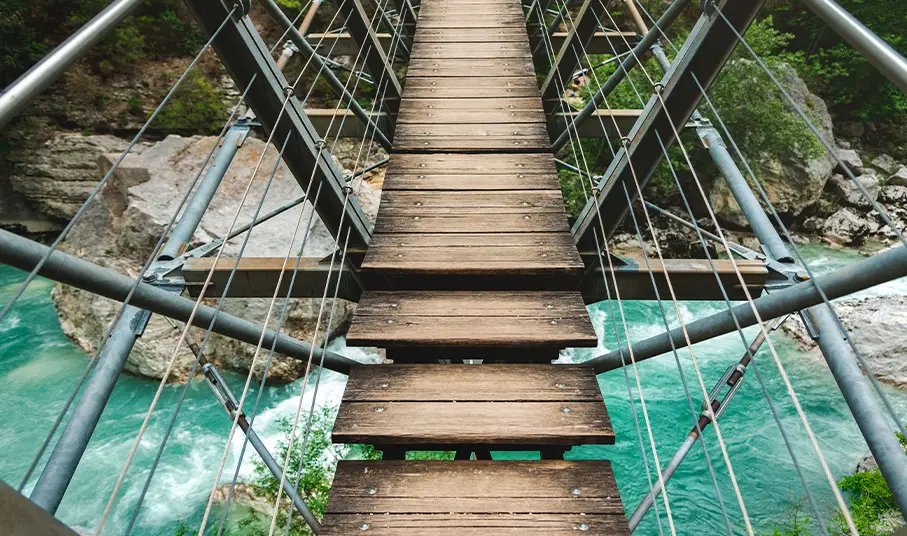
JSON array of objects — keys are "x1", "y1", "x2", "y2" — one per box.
[
  {"x1": 585, "y1": 244, "x2": 907, "y2": 371},
  {"x1": 28, "y1": 125, "x2": 246, "y2": 513},
  {"x1": 807, "y1": 305, "x2": 907, "y2": 516},
  {"x1": 0, "y1": 0, "x2": 144, "y2": 129},
  {"x1": 800, "y1": 0, "x2": 907, "y2": 94}
]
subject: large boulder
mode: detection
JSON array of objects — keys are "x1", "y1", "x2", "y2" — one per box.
[
  {"x1": 783, "y1": 295, "x2": 907, "y2": 389},
  {"x1": 829, "y1": 172, "x2": 880, "y2": 208},
  {"x1": 49, "y1": 134, "x2": 385, "y2": 383},
  {"x1": 890, "y1": 167, "x2": 907, "y2": 187},
  {"x1": 710, "y1": 63, "x2": 835, "y2": 227},
  {"x1": 822, "y1": 207, "x2": 871, "y2": 245},
  {"x1": 871, "y1": 154, "x2": 900, "y2": 175}
]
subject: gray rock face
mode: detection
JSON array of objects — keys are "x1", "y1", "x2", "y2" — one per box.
[
  {"x1": 48, "y1": 134, "x2": 385, "y2": 383},
  {"x1": 890, "y1": 167, "x2": 907, "y2": 187},
  {"x1": 6, "y1": 134, "x2": 148, "y2": 220},
  {"x1": 880, "y1": 185, "x2": 907, "y2": 206},
  {"x1": 871, "y1": 154, "x2": 900, "y2": 174},
  {"x1": 822, "y1": 207, "x2": 871, "y2": 245},
  {"x1": 710, "y1": 63, "x2": 835, "y2": 226},
  {"x1": 829, "y1": 172, "x2": 880, "y2": 208},
  {"x1": 836, "y1": 148, "x2": 864, "y2": 174},
  {"x1": 783, "y1": 295, "x2": 907, "y2": 389}
]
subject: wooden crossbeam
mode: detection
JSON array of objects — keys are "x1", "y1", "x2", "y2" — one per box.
[
  {"x1": 307, "y1": 31, "x2": 635, "y2": 56},
  {"x1": 181, "y1": 256, "x2": 767, "y2": 301},
  {"x1": 579, "y1": 258, "x2": 769, "y2": 302}
]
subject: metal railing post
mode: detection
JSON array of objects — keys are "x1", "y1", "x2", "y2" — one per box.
[{"x1": 0, "y1": 0, "x2": 144, "y2": 129}]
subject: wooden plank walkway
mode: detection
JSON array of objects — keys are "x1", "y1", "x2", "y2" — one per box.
[{"x1": 331, "y1": 0, "x2": 629, "y2": 532}]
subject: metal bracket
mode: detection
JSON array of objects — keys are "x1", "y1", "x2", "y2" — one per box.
[{"x1": 203, "y1": 362, "x2": 241, "y2": 419}]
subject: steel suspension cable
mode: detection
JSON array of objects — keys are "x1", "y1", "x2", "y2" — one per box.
[
  {"x1": 599, "y1": 9, "x2": 860, "y2": 532},
  {"x1": 16, "y1": 77, "x2": 258, "y2": 494},
  {"x1": 540, "y1": 2, "x2": 680, "y2": 532}
]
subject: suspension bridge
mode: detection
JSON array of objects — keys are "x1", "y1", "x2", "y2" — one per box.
[{"x1": 2, "y1": 0, "x2": 907, "y2": 534}]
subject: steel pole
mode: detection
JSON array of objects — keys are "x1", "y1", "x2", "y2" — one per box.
[
  {"x1": 0, "y1": 0, "x2": 144, "y2": 129},
  {"x1": 28, "y1": 129, "x2": 245, "y2": 513},
  {"x1": 800, "y1": 0, "x2": 907, "y2": 94},
  {"x1": 0, "y1": 230, "x2": 356, "y2": 373},
  {"x1": 29, "y1": 307, "x2": 148, "y2": 512},
  {"x1": 585, "y1": 245, "x2": 907, "y2": 372},
  {"x1": 807, "y1": 305, "x2": 907, "y2": 516},
  {"x1": 700, "y1": 129, "x2": 794, "y2": 262},
  {"x1": 159, "y1": 124, "x2": 248, "y2": 260}
]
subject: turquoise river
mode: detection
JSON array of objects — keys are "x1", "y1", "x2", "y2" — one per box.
[{"x1": 1, "y1": 245, "x2": 906, "y2": 535}]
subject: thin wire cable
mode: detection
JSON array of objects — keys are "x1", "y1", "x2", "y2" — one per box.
[
  {"x1": 0, "y1": 8, "x2": 237, "y2": 325},
  {"x1": 559, "y1": 14, "x2": 736, "y2": 535},
  {"x1": 598, "y1": 10, "x2": 860, "y2": 531},
  {"x1": 545, "y1": 2, "x2": 679, "y2": 532},
  {"x1": 195, "y1": 3, "x2": 386, "y2": 532},
  {"x1": 279, "y1": 11, "x2": 404, "y2": 531},
  {"x1": 93, "y1": 79, "x2": 301, "y2": 536},
  {"x1": 633, "y1": 0, "x2": 907, "y2": 441},
  {"x1": 16, "y1": 76, "x2": 258, "y2": 494}
]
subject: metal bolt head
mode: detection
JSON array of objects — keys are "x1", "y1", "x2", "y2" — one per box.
[
  {"x1": 375, "y1": 406, "x2": 386, "y2": 412},
  {"x1": 571, "y1": 487, "x2": 582, "y2": 495},
  {"x1": 556, "y1": 382, "x2": 566, "y2": 389},
  {"x1": 540, "y1": 253, "x2": 548, "y2": 258},
  {"x1": 415, "y1": 201, "x2": 423, "y2": 206},
  {"x1": 390, "y1": 303, "x2": 399, "y2": 308},
  {"x1": 545, "y1": 303, "x2": 554, "y2": 309},
  {"x1": 142, "y1": 272, "x2": 158, "y2": 282},
  {"x1": 562, "y1": 406, "x2": 571, "y2": 413},
  {"x1": 359, "y1": 523, "x2": 370, "y2": 530},
  {"x1": 367, "y1": 487, "x2": 378, "y2": 494},
  {"x1": 386, "y1": 319, "x2": 394, "y2": 324},
  {"x1": 550, "y1": 319, "x2": 558, "y2": 325},
  {"x1": 577, "y1": 522, "x2": 590, "y2": 531},
  {"x1": 523, "y1": 215, "x2": 531, "y2": 220},
  {"x1": 380, "y1": 382, "x2": 389, "y2": 388}
]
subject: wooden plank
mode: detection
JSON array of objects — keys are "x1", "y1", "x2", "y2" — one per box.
[
  {"x1": 405, "y1": 76, "x2": 538, "y2": 91},
  {"x1": 393, "y1": 138, "x2": 551, "y2": 152},
  {"x1": 346, "y1": 290, "x2": 597, "y2": 347},
  {"x1": 387, "y1": 153, "x2": 556, "y2": 173},
  {"x1": 395, "y1": 124, "x2": 550, "y2": 141},
  {"x1": 398, "y1": 108, "x2": 547, "y2": 125},
  {"x1": 333, "y1": 401, "x2": 614, "y2": 445},
  {"x1": 321, "y1": 514, "x2": 629, "y2": 535},
  {"x1": 325, "y1": 460, "x2": 624, "y2": 513},
  {"x1": 361, "y1": 247, "x2": 582, "y2": 274},
  {"x1": 373, "y1": 212, "x2": 571, "y2": 233},
  {"x1": 406, "y1": 58, "x2": 535, "y2": 77},
  {"x1": 341, "y1": 364, "x2": 603, "y2": 402},
  {"x1": 410, "y1": 43, "x2": 532, "y2": 60},
  {"x1": 398, "y1": 97, "x2": 544, "y2": 111},
  {"x1": 403, "y1": 84, "x2": 540, "y2": 99},
  {"x1": 369, "y1": 232, "x2": 576, "y2": 248},
  {"x1": 382, "y1": 173, "x2": 557, "y2": 190},
  {"x1": 354, "y1": 291, "x2": 590, "y2": 317},
  {"x1": 378, "y1": 190, "x2": 565, "y2": 212},
  {"x1": 413, "y1": 28, "x2": 532, "y2": 43}
]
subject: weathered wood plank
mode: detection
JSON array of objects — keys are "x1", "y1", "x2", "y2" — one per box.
[
  {"x1": 377, "y1": 190, "x2": 565, "y2": 212},
  {"x1": 382, "y1": 173, "x2": 558, "y2": 190},
  {"x1": 373, "y1": 212, "x2": 571, "y2": 233},
  {"x1": 354, "y1": 291, "x2": 590, "y2": 317},
  {"x1": 393, "y1": 138, "x2": 551, "y2": 152},
  {"x1": 346, "y1": 290, "x2": 597, "y2": 347},
  {"x1": 410, "y1": 43, "x2": 532, "y2": 59},
  {"x1": 325, "y1": 460, "x2": 624, "y2": 513},
  {"x1": 387, "y1": 153, "x2": 556, "y2": 173},
  {"x1": 333, "y1": 401, "x2": 614, "y2": 445},
  {"x1": 398, "y1": 97, "x2": 544, "y2": 111},
  {"x1": 397, "y1": 108, "x2": 546, "y2": 125},
  {"x1": 342, "y1": 364, "x2": 603, "y2": 402},
  {"x1": 395, "y1": 123, "x2": 549, "y2": 140},
  {"x1": 406, "y1": 58, "x2": 535, "y2": 77},
  {"x1": 321, "y1": 514, "x2": 629, "y2": 535}
]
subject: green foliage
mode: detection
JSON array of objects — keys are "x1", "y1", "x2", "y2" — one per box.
[
  {"x1": 0, "y1": 0, "x2": 202, "y2": 84},
  {"x1": 829, "y1": 434, "x2": 907, "y2": 536},
  {"x1": 760, "y1": 499, "x2": 813, "y2": 536},
  {"x1": 770, "y1": 0, "x2": 907, "y2": 122},
  {"x1": 154, "y1": 70, "x2": 228, "y2": 134},
  {"x1": 703, "y1": 17, "x2": 823, "y2": 162}
]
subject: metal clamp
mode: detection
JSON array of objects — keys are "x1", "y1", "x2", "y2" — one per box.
[
  {"x1": 701, "y1": 363, "x2": 746, "y2": 422},
  {"x1": 233, "y1": 0, "x2": 252, "y2": 16},
  {"x1": 203, "y1": 363, "x2": 241, "y2": 419}
]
